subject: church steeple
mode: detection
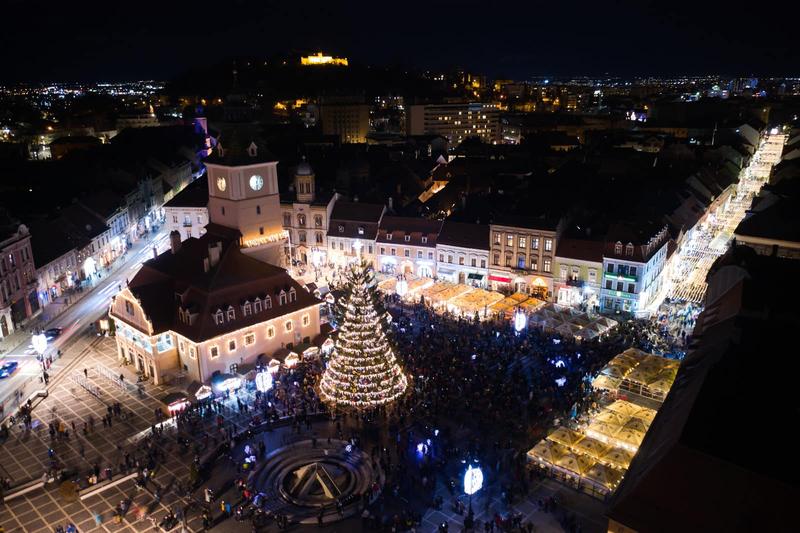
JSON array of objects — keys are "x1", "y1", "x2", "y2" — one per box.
[{"x1": 295, "y1": 157, "x2": 315, "y2": 203}]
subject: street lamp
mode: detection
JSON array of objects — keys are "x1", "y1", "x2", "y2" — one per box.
[{"x1": 463, "y1": 463, "x2": 483, "y2": 518}]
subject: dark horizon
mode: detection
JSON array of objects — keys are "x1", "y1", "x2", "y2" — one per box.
[{"x1": 1, "y1": 0, "x2": 797, "y2": 85}]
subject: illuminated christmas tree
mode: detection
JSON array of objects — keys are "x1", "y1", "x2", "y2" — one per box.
[{"x1": 319, "y1": 262, "x2": 408, "y2": 410}]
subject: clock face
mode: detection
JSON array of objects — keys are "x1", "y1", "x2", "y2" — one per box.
[
  {"x1": 216, "y1": 177, "x2": 227, "y2": 191},
  {"x1": 249, "y1": 175, "x2": 264, "y2": 191}
]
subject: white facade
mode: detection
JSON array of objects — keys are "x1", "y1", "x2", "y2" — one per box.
[
  {"x1": 601, "y1": 239, "x2": 670, "y2": 317},
  {"x1": 377, "y1": 242, "x2": 437, "y2": 278},
  {"x1": 167, "y1": 206, "x2": 208, "y2": 241},
  {"x1": 435, "y1": 243, "x2": 489, "y2": 286}
]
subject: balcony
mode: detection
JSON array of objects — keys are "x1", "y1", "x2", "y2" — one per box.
[
  {"x1": 182, "y1": 221, "x2": 192, "y2": 227},
  {"x1": 566, "y1": 278, "x2": 585, "y2": 288}
]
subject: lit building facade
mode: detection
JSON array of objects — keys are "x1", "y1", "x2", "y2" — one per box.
[
  {"x1": 0, "y1": 223, "x2": 37, "y2": 338},
  {"x1": 376, "y1": 217, "x2": 442, "y2": 278},
  {"x1": 164, "y1": 175, "x2": 209, "y2": 241},
  {"x1": 280, "y1": 160, "x2": 339, "y2": 266},
  {"x1": 435, "y1": 221, "x2": 489, "y2": 287},
  {"x1": 600, "y1": 226, "x2": 670, "y2": 316},
  {"x1": 553, "y1": 239, "x2": 604, "y2": 311},
  {"x1": 320, "y1": 104, "x2": 370, "y2": 144},
  {"x1": 109, "y1": 235, "x2": 322, "y2": 385},
  {"x1": 300, "y1": 53, "x2": 348, "y2": 66},
  {"x1": 406, "y1": 103, "x2": 501, "y2": 145},
  {"x1": 327, "y1": 201, "x2": 385, "y2": 268},
  {"x1": 488, "y1": 220, "x2": 559, "y2": 300},
  {"x1": 205, "y1": 131, "x2": 288, "y2": 267}
]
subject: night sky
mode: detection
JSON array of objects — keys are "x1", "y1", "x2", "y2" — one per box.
[{"x1": 1, "y1": 0, "x2": 796, "y2": 83}]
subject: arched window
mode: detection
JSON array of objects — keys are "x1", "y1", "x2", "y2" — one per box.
[
  {"x1": 279, "y1": 291, "x2": 287, "y2": 306},
  {"x1": 242, "y1": 300, "x2": 252, "y2": 316},
  {"x1": 226, "y1": 305, "x2": 235, "y2": 321},
  {"x1": 213, "y1": 309, "x2": 224, "y2": 325},
  {"x1": 253, "y1": 298, "x2": 262, "y2": 313},
  {"x1": 614, "y1": 241, "x2": 623, "y2": 255},
  {"x1": 289, "y1": 287, "x2": 297, "y2": 303},
  {"x1": 625, "y1": 243, "x2": 634, "y2": 257},
  {"x1": 264, "y1": 295, "x2": 272, "y2": 309}
]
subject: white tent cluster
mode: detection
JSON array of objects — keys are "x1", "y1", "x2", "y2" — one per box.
[
  {"x1": 528, "y1": 303, "x2": 618, "y2": 340},
  {"x1": 591, "y1": 347, "x2": 680, "y2": 402}
]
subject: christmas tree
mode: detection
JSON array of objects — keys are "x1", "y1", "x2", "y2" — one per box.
[{"x1": 319, "y1": 262, "x2": 408, "y2": 409}]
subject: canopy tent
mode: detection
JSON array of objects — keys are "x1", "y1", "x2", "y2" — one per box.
[
  {"x1": 377, "y1": 278, "x2": 397, "y2": 293},
  {"x1": 623, "y1": 416, "x2": 650, "y2": 433},
  {"x1": 584, "y1": 463, "x2": 624, "y2": 491},
  {"x1": 600, "y1": 447, "x2": 635, "y2": 470},
  {"x1": 519, "y1": 297, "x2": 546, "y2": 311},
  {"x1": 573, "y1": 436, "x2": 610, "y2": 460},
  {"x1": 448, "y1": 289, "x2": 504, "y2": 316},
  {"x1": 430, "y1": 283, "x2": 472, "y2": 305},
  {"x1": 591, "y1": 374, "x2": 621, "y2": 391},
  {"x1": 419, "y1": 281, "x2": 453, "y2": 301},
  {"x1": 600, "y1": 363, "x2": 631, "y2": 380},
  {"x1": 605, "y1": 400, "x2": 643, "y2": 418},
  {"x1": 527, "y1": 439, "x2": 568, "y2": 465},
  {"x1": 614, "y1": 428, "x2": 645, "y2": 451},
  {"x1": 585, "y1": 420, "x2": 622, "y2": 442},
  {"x1": 547, "y1": 426, "x2": 584, "y2": 448},
  {"x1": 556, "y1": 322, "x2": 582, "y2": 337},
  {"x1": 555, "y1": 453, "x2": 595, "y2": 476},
  {"x1": 594, "y1": 410, "x2": 628, "y2": 427}
]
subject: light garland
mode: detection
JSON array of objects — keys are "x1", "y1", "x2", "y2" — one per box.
[{"x1": 319, "y1": 262, "x2": 408, "y2": 409}]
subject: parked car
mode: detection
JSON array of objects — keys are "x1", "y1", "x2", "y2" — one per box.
[{"x1": 0, "y1": 360, "x2": 19, "y2": 378}]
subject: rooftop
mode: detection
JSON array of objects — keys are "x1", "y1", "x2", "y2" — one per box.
[
  {"x1": 437, "y1": 220, "x2": 489, "y2": 251},
  {"x1": 164, "y1": 175, "x2": 209, "y2": 209}
]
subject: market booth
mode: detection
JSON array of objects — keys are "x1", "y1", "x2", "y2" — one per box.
[{"x1": 591, "y1": 348, "x2": 680, "y2": 403}]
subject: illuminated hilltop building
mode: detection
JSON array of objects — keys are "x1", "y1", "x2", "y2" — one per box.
[{"x1": 301, "y1": 52, "x2": 349, "y2": 66}]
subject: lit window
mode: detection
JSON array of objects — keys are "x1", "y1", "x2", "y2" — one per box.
[
  {"x1": 614, "y1": 242, "x2": 623, "y2": 255},
  {"x1": 404, "y1": 235, "x2": 411, "y2": 242},
  {"x1": 421, "y1": 236, "x2": 428, "y2": 244},
  {"x1": 244, "y1": 333, "x2": 255, "y2": 346},
  {"x1": 266, "y1": 325, "x2": 275, "y2": 339},
  {"x1": 226, "y1": 306, "x2": 235, "y2": 320},
  {"x1": 279, "y1": 291, "x2": 287, "y2": 305},
  {"x1": 214, "y1": 309, "x2": 224, "y2": 325},
  {"x1": 544, "y1": 259, "x2": 551, "y2": 273},
  {"x1": 544, "y1": 239, "x2": 553, "y2": 252},
  {"x1": 302, "y1": 314, "x2": 310, "y2": 327},
  {"x1": 506, "y1": 234, "x2": 514, "y2": 247}
]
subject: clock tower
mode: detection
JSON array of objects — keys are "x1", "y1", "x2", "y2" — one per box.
[{"x1": 205, "y1": 127, "x2": 288, "y2": 266}]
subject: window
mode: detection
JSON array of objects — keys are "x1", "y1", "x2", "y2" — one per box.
[
  {"x1": 614, "y1": 241, "x2": 623, "y2": 254},
  {"x1": 506, "y1": 234, "x2": 514, "y2": 247},
  {"x1": 298, "y1": 231, "x2": 306, "y2": 243},
  {"x1": 560, "y1": 266, "x2": 568, "y2": 279},
  {"x1": 357, "y1": 226, "x2": 365, "y2": 235},
  {"x1": 228, "y1": 339, "x2": 236, "y2": 352},
  {"x1": 519, "y1": 236, "x2": 526, "y2": 248},
  {"x1": 254, "y1": 299, "x2": 262, "y2": 313},
  {"x1": 589, "y1": 269, "x2": 597, "y2": 282},
  {"x1": 172, "y1": 215, "x2": 178, "y2": 223},
  {"x1": 505, "y1": 254, "x2": 512, "y2": 266},
  {"x1": 283, "y1": 213, "x2": 292, "y2": 226},
  {"x1": 178, "y1": 341, "x2": 185, "y2": 354},
  {"x1": 404, "y1": 249, "x2": 410, "y2": 257},
  {"x1": 531, "y1": 259, "x2": 538, "y2": 271},
  {"x1": 404, "y1": 235, "x2": 411, "y2": 242},
  {"x1": 629, "y1": 266, "x2": 637, "y2": 277},
  {"x1": 386, "y1": 233, "x2": 392, "y2": 240},
  {"x1": 421, "y1": 236, "x2": 428, "y2": 244},
  {"x1": 517, "y1": 255, "x2": 526, "y2": 269},
  {"x1": 189, "y1": 346, "x2": 196, "y2": 359},
  {"x1": 244, "y1": 333, "x2": 255, "y2": 346},
  {"x1": 316, "y1": 232, "x2": 323, "y2": 244},
  {"x1": 297, "y1": 214, "x2": 306, "y2": 227},
  {"x1": 256, "y1": 205, "x2": 261, "y2": 215},
  {"x1": 531, "y1": 238, "x2": 539, "y2": 250},
  {"x1": 381, "y1": 247, "x2": 386, "y2": 255},
  {"x1": 259, "y1": 227, "x2": 264, "y2": 235},
  {"x1": 417, "y1": 250, "x2": 422, "y2": 258},
  {"x1": 606, "y1": 280, "x2": 612, "y2": 290},
  {"x1": 214, "y1": 309, "x2": 224, "y2": 325},
  {"x1": 125, "y1": 300, "x2": 134, "y2": 315},
  {"x1": 459, "y1": 256, "x2": 465, "y2": 266},
  {"x1": 210, "y1": 346, "x2": 220, "y2": 358},
  {"x1": 226, "y1": 306, "x2": 235, "y2": 320},
  {"x1": 243, "y1": 301, "x2": 252, "y2": 316},
  {"x1": 391, "y1": 248, "x2": 396, "y2": 256},
  {"x1": 544, "y1": 259, "x2": 551, "y2": 273},
  {"x1": 264, "y1": 296, "x2": 272, "y2": 309},
  {"x1": 493, "y1": 254, "x2": 499, "y2": 265},
  {"x1": 493, "y1": 232, "x2": 501, "y2": 244},
  {"x1": 625, "y1": 243, "x2": 634, "y2": 257},
  {"x1": 607, "y1": 263, "x2": 614, "y2": 273},
  {"x1": 289, "y1": 288, "x2": 297, "y2": 302},
  {"x1": 448, "y1": 255, "x2": 453, "y2": 264},
  {"x1": 284, "y1": 320, "x2": 293, "y2": 332},
  {"x1": 480, "y1": 259, "x2": 486, "y2": 268},
  {"x1": 266, "y1": 325, "x2": 275, "y2": 339},
  {"x1": 627, "y1": 283, "x2": 635, "y2": 294},
  {"x1": 617, "y1": 282, "x2": 623, "y2": 291},
  {"x1": 439, "y1": 254, "x2": 444, "y2": 262},
  {"x1": 314, "y1": 215, "x2": 323, "y2": 227},
  {"x1": 338, "y1": 225, "x2": 344, "y2": 233},
  {"x1": 279, "y1": 291, "x2": 287, "y2": 305},
  {"x1": 302, "y1": 314, "x2": 310, "y2": 327},
  {"x1": 471, "y1": 258, "x2": 476, "y2": 267},
  {"x1": 571, "y1": 267, "x2": 579, "y2": 280},
  {"x1": 544, "y1": 239, "x2": 553, "y2": 252},
  {"x1": 428, "y1": 251, "x2": 433, "y2": 259}
]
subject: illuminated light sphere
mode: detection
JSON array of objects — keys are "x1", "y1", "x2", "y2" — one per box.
[
  {"x1": 513, "y1": 310, "x2": 527, "y2": 332},
  {"x1": 463, "y1": 465, "x2": 484, "y2": 495},
  {"x1": 255, "y1": 371, "x2": 273, "y2": 393},
  {"x1": 32, "y1": 333, "x2": 48, "y2": 355}
]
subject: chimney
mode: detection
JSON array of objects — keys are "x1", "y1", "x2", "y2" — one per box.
[
  {"x1": 208, "y1": 242, "x2": 222, "y2": 268},
  {"x1": 169, "y1": 230, "x2": 181, "y2": 254}
]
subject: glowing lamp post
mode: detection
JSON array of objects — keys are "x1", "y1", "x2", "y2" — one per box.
[
  {"x1": 463, "y1": 464, "x2": 483, "y2": 517},
  {"x1": 255, "y1": 371, "x2": 273, "y2": 393},
  {"x1": 32, "y1": 333, "x2": 48, "y2": 357},
  {"x1": 513, "y1": 309, "x2": 527, "y2": 333}
]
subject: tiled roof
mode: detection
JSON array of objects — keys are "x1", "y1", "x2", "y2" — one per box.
[
  {"x1": 376, "y1": 216, "x2": 443, "y2": 247},
  {"x1": 118, "y1": 235, "x2": 320, "y2": 343},
  {"x1": 555, "y1": 238, "x2": 605, "y2": 263},
  {"x1": 735, "y1": 197, "x2": 800, "y2": 243},
  {"x1": 164, "y1": 175, "x2": 209, "y2": 209},
  {"x1": 329, "y1": 201, "x2": 385, "y2": 223},
  {"x1": 437, "y1": 221, "x2": 489, "y2": 250}
]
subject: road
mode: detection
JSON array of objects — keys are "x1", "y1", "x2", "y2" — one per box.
[{"x1": 0, "y1": 230, "x2": 169, "y2": 415}]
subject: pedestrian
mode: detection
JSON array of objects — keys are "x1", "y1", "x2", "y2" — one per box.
[{"x1": 84, "y1": 368, "x2": 88, "y2": 379}]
